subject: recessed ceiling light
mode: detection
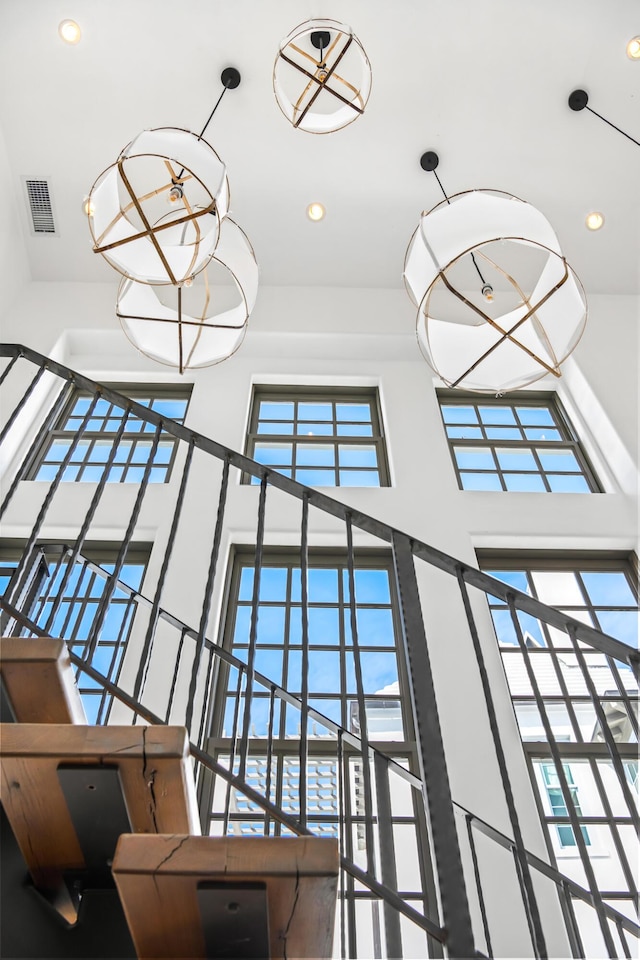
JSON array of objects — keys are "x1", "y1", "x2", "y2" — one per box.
[
  {"x1": 58, "y1": 19, "x2": 81, "y2": 44},
  {"x1": 585, "y1": 211, "x2": 605, "y2": 231},
  {"x1": 307, "y1": 202, "x2": 325, "y2": 222},
  {"x1": 627, "y1": 36, "x2": 640, "y2": 60}
]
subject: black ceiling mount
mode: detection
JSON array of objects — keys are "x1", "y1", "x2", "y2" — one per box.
[
  {"x1": 568, "y1": 89, "x2": 588, "y2": 111},
  {"x1": 310, "y1": 31, "x2": 331, "y2": 50},
  {"x1": 221, "y1": 67, "x2": 241, "y2": 90},
  {"x1": 420, "y1": 151, "x2": 439, "y2": 172},
  {"x1": 567, "y1": 88, "x2": 639, "y2": 147}
]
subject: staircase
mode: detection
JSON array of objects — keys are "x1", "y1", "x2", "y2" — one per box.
[
  {"x1": 1, "y1": 343, "x2": 638, "y2": 959},
  {"x1": 1, "y1": 636, "x2": 338, "y2": 958}
]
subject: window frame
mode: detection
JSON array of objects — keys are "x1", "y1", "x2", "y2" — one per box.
[
  {"x1": 207, "y1": 547, "x2": 412, "y2": 745},
  {"x1": 24, "y1": 382, "x2": 192, "y2": 485},
  {"x1": 478, "y1": 550, "x2": 638, "y2": 913},
  {"x1": 0, "y1": 540, "x2": 150, "y2": 724},
  {"x1": 438, "y1": 390, "x2": 601, "y2": 493},
  {"x1": 243, "y1": 385, "x2": 390, "y2": 487}
]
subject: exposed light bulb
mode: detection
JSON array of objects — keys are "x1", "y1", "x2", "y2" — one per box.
[
  {"x1": 183, "y1": 276, "x2": 193, "y2": 288},
  {"x1": 481, "y1": 284, "x2": 494, "y2": 302},
  {"x1": 82, "y1": 195, "x2": 94, "y2": 217},
  {"x1": 58, "y1": 19, "x2": 81, "y2": 44},
  {"x1": 585, "y1": 211, "x2": 604, "y2": 231},
  {"x1": 168, "y1": 184, "x2": 184, "y2": 205},
  {"x1": 627, "y1": 36, "x2": 640, "y2": 59},
  {"x1": 307, "y1": 202, "x2": 325, "y2": 221}
]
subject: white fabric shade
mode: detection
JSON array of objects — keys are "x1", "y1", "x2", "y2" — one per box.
[
  {"x1": 88, "y1": 127, "x2": 228, "y2": 285},
  {"x1": 274, "y1": 19, "x2": 371, "y2": 134},
  {"x1": 116, "y1": 219, "x2": 258, "y2": 371},
  {"x1": 406, "y1": 190, "x2": 587, "y2": 392}
]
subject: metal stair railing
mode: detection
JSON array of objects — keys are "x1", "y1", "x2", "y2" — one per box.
[{"x1": 1, "y1": 343, "x2": 638, "y2": 960}]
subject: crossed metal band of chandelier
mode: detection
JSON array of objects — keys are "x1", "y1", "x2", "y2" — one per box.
[
  {"x1": 85, "y1": 69, "x2": 258, "y2": 373},
  {"x1": 273, "y1": 19, "x2": 371, "y2": 133},
  {"x1": 403, "y1": 153, "x2": 587, "y2": 394}
]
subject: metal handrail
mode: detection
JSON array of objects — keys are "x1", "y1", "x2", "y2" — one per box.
[
  {"x1": 1, "y1": 343, "x2": 635, "y2": 670},
  {"x1": 2, "y1": 342, "x2": 638, "y2": 959},
  {"x1": 3, "y1": 593, "x2": 637, "y2": 944}
]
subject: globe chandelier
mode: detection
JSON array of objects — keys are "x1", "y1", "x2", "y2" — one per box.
[
  {"x1": 403, "y1": 152, "x2": 588, "y2": 394},
  {"x1": 273, "y1": 19, "x2": 371, "y2": 133},
  {"x1": 86, "y1": 68, "x2": 258, "y2": 373}
]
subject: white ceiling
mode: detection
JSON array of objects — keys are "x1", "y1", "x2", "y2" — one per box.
[{"x1": 1, "y1": 0, "x2": 639, "y2": 294}]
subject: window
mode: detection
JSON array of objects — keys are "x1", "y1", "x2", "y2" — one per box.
[
  {"x1": 27, "y1": 385, "x2": 190, "y2": 484},
  {"x1": 1, "y1": 542, "x2": 148, "y2": 724},
  {"x1": 480, "y1": 552, "x2": 638, "y2": 924},
  {"x1": 439, "y1": 392, "x2": 599, "y2": 492},
  {"x1": 203, "y1": 551, "x2": 432, "y2": 955},
  {"x1": 540, "y1": 762, "x2": 590, "y2": 848},
  {"x1": 244, "y1": 387, "x2": 389, "y2": 486},
  {"x1": 215, "y1": 552, "x2": 407, "y2": 747}
]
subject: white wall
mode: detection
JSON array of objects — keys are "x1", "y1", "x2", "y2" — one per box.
[{"x1": 0, "y1": 122, "x2": 30, "y2": 325}]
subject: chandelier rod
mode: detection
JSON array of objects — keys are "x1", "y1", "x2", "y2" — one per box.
[{"x1": 420, "y1": 151, "x2": 488, "y2": 287}]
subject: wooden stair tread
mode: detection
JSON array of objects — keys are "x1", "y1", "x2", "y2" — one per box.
[
  {"x1": 0, "y1": 637, "x2": 86, "y2": 724},
  {"x1": 112, "y1": 834, "x2": 339, "y2": 959},
  {"x1": 0, "y1": 723, "x2": 201, "y2": 909}
]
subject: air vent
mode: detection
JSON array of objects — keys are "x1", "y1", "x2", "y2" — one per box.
[{"x1": 23, "y1": 177, "x2": 58, "y2": 236}]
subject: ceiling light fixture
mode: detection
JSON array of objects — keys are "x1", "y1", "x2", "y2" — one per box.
[
  {"x1": 568, "y1": 89, "x2": 640, "y2": 148},
  {"x1": 273, "y1": 19, "x2": 371, "y2": 133},
  {"x1": 307, "y1": 202, "x2": 325, "y2": 221},
  {"x1": 585, "y1": 211, "x2": 604, "y2": 231},
  {"x1": 403, "y1": 151, "x2": 587, "y2": 394},
  {"x1": 86, "y1": 67, "x2": 258, "y2": 373},
  {"x1": 58, "y1": 19, "x2": 81, "y2": 44},
  {"x1": 116, "y1": 218, "x2": 258, "y2": 373},
  {"x1": 627, "y1": 36, "x2": 640, "y2": 60}
]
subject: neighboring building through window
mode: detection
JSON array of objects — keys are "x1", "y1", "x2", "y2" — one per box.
[
  {"x1": 244, "y1": 387, "x2": 389, "y2": 486},
  {"x1": 439, "y1": 392, "x2": 599, "y2": 492},
  {"x1": 479, "y1": 552, "x2": 638, "y2": 930},
  {"x1": 0, "y1": 542, "x2": 148, "y2": 723},
  {"x1": 26, "y1": 385, "x2": 191, "y2": 484}
]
